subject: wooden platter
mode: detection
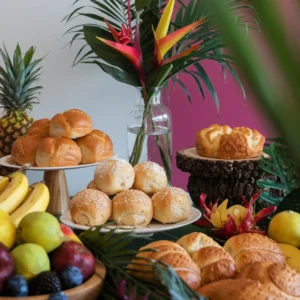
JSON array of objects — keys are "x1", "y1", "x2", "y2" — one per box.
[{"x1": 0, "y1": 260, "x2": 106, "y2": 300}]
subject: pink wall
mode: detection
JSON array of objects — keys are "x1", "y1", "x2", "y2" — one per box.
[{"x1": 148, "y1": 60, "x2": 275, "y2": 190}]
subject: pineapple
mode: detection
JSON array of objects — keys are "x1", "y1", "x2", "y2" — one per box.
[{"x1": 0, "y1": 44, "x2": 43, "y2": 175}]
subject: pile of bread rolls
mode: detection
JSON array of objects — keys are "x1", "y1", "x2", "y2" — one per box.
[
  {"x1": 11, "y1": 109, "x2": 113, "y2": 167},
  {"x1": 129, "y1": 232, "x2": 300, "y2": 299},
  {"x1": 70, "y1": 158, "x2": 192, "y2": 228},
  {"x1": 195, "y1": 124, "x2": 265, "y2": 159}
]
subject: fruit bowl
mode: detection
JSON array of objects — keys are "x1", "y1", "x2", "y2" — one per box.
[{"x1": 0, "y1": 260, "x2": 106, "y2": 300}]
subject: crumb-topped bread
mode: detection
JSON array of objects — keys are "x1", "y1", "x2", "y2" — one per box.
[{"x1": 195, "y1": 124, "x2": 265, "y2": 159}]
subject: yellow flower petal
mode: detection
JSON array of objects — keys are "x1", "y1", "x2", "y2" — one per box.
[
  {"x1": 216, "y1": 199, "x2": 228, "y2": 223},
  {"x1": 226, "y1": 205, "x2": 248, "y2": 227},
  {"x1": 155, "y1": 0, "x2": 175, "y2": 40},
  {"x1": 211, "y1": 212, "x2": 223, "y2": 228}
]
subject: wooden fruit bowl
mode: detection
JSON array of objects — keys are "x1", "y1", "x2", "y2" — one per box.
[{"x1": 0, "y1": 260, "x2": 106, "y2": 300}]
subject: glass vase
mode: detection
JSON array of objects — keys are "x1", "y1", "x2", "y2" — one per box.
[{"x1": 127, "y1": 87, "x2": 172, "y2": 183}]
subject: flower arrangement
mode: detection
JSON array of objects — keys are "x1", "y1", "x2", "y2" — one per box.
[
  {"x1": 65, "y1": 0, "x2": 255, "y2": 179},
  {"x1": 196, "y1": 193, "x2": 277, "y2": 240}
]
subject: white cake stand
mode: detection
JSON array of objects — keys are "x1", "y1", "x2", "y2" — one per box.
[{"x1": 0, "y1": 154, "x2": 117, "y2": 216}]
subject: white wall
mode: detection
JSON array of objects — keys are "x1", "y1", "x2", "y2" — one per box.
[{"x1": 0, "y1": 0, "x2": 136, "y2": 195}]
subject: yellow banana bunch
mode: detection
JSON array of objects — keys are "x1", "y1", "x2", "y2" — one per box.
[
  {"x1": 10, "y1": 182, "x2": 50, "y2": 226},
  {"x1": 0, "y1": 172, "x2": 29, "y2": 214}
]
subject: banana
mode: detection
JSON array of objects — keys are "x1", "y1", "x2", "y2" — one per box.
[
  {"x1": 10, "y1": 182, "x2": 50, "y2": 227},
  {"x1": 0, "y1": 172, "x2": 29, "y2": 214},
  {"x1": 0, "y1": 176, "x2": 9, "y2": 193}
]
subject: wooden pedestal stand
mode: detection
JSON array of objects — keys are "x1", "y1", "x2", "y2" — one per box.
[
  {"x1": 44, "y1": 170, "x2": 70, "y2": 216},
  {"x1": 176, "y1": 148, "x2": 278, "y2": 206}
]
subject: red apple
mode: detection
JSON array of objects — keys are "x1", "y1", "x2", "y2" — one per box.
[
  {"x1": 0, "y1": 242, "x2": 14, "y2": 288},
  {"x1": 51, "y1": 241, "x2": 95, "y2": 281}
]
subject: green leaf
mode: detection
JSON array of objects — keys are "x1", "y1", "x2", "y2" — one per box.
[
  {"x1": 23, "y1": 46, "x2": 35, "y2": 68},
  {"x1": 256, "y1": 179, "x2": 285, "y2": 191},
  {"x1": 276, "y1": 187, "x2": 300, "y2": 214},
  {"x1": 146, "y1": 64, "x2": 173, "y2": 89},
  {"x1": 91, "y1": 61, "x2": 139, "y2": 86}
]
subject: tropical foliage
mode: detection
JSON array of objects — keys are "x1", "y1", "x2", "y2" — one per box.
[
  {"x1": 257, "y1": 140, "x2": 300, "y2": 206},
  {"x1": 64, "y1": 0, "x2": 256, "y2": 178},
  {"x1": 79, "y1": 226, "x2": 207, "y2": 299}
]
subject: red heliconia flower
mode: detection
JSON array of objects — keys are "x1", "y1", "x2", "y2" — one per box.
[{"x1": 195, "y1": 193, "x2": 277, "y2": 239}]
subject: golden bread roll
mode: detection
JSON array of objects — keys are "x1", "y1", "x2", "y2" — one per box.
[
  {"x1": 94, "y1": 158, "x2": 135, "y2": 195},
  {"x1": 192, "y1": 246, "x2": 237, "y2": 285},
  {"x1": 132, "y1": 161, "x2": 168, "y2": 195},
  {"x1": 27, "y1": 118, "x2": 50, "y2": 138},
  {"x1": 177, "y1": 232, "x2": 221, "y2": 255},
  {"x1": 70, "y1": 189, "x2": 112, "y2": 226},
  {"x1": 76, "y1": 129, "x2": 113, "y2": 164},
  {"x1": 129, "y1": 240, "x2": 201, "y2": 290},
  {"x1": 112, "y1": 189, "x2": 153, "y2": 226},
  {"x1": 195, "y1": 124, "x2": 265, "y2": 159},
  {"x1": 49, "y1": 109, "x2": 93, "y2": 138},
  {"x1": 152, "y1": 187, "x2": 191, "y2": 224},
  {"x1": 36, "y1": 137, "x2": 82, "y2": 167},
  {"x1": 86, "y1": 180, "x2": 98, "y2": 190},
  {"x1": 223, "y1": 233, "x2": 285, "y2": 270},
  {"x1": 11, "y1": 135, "x2": 42, "y2": 165},
  {"x1": 197, "y1": 278, "x2": 285, "y2": 300},
  {"x1": 237, "y1": 262, "x2": 300, "y2": 299}
]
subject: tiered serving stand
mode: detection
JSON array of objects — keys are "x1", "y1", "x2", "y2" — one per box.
[{"x1": 0, "y1": 155, "x2": 116, "y2": 216}]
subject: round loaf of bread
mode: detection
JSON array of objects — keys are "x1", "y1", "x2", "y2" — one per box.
[
  {"x1": 94, "y1": 158, "x2": 135, "y2": 195},
  {"x1": 237, "y1": 261, "x2": 300, "y2": 298},
  {"x1": 177, "y1": 232, "x2": 222, "y2": 255},
  {"x1": 112, "y1": 189, "x2": 153, "y2": 226},
  {"x1": 70, "y1": 189, "x2": 112, "y2": 226},
  {"x1": 76, "y1": 129, "x2": 113, "y2": 164},
  {"x1": 27, "y1": 118, "x2": 50, "y2": 138},
  {"x1": 86, "y1": 180, "x2": 98, "y2": 190},
  {"x1": 36, "y1": 137, "x2": 82, "y2": 167},
  {"x1": 197, "y1": 278, "x2": 283, "y2": 300},
  {"x1": 132, "y1": 161, "x2": 168, "y2": 195},
  {"x1": 49, "y1": 109, "x2": 93, "y2": 139},
  {"x1": 195, "y1": 124, "x2": 265, "y2": 159},
  {"x1": 152, "y1": 187, "x2": 191, "y2": 224},
  {"x1": 11, "y1": 135, "x2": 42, "y2": 165},
  {"x1": 223, "y1": 233, "x2": 286, "y2": 270},
  {"x1": 129, "y1": 240, "x2": 201, "y2": 290},
  {"x1": 192, "y1": 246, "x2": 237, "y2": 285}
]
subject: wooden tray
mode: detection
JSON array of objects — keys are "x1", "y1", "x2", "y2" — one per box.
[{"x1": 0, "y1": 260, "x2": 106, "y2": 300}]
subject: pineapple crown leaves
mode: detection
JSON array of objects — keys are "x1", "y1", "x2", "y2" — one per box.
[
  {"x1": 0, "y1": 43, "x2": 45, "y2": 113},
  {"x1": 257, "y1": 139, "x2": 300, "y2": 206},
  {"x1": 79, "y1": 225, "x2": 206, "y2": 300}
]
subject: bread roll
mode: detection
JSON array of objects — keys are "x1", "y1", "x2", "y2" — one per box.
[
  {"x1": 195, "y1": 124, "x2": 265, "y2": 159},
  {"x1": 192, "y1": 246, "x2": 237, "y2": 285},
  {"x1": 94, "y1": 158, "x2": 135, "y2": 195},
  {"x1": 223, "y1": 233, "x2": 285, "y2": 270},
  {"x1": 86, "y1": 180, "x2": 98, "y2": 190},
  {"x1": 237, "y1": 262, "x2": 300, "y2": 299},
  {"x1": 129, "y1": 240, "x2": 201, "y2": 290},
  {"x1": 112, "y1": 190, "x2": 153, "y2": 226},
  {"x1": 177, "y1": 232, "x2": 221, "y2": 255},
  {"x1": 36, "y1": 137, "x2": 82, "y2": 167},
  {"x1": 49, "y1": 109, "x2": 93, "y2": 139},
  {"x1": 151, "y1": 187, "x2": 191, "y2": 224},
  {"x1": 132, "y1": 161, "x2": 168, "y2": 195},
  {"x1": 27, "y1": 118, "x2": 50, "y2": 138},
  {"x1": 76, "y1": 129, "x2": 113, "y2": 164},
  {"x1": 197, "y1": 279, "x2": 284, "y2": 300},
  {"x1": 11, "y1": 135, "x2": 42, "y2": 165},
  {"x1": 70, "y1": 189, "x2": 112, "y2": 226}
]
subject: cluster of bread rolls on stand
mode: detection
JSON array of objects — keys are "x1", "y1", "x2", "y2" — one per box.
[
  {"x1": 175, "y1": 124, "x2": 278, "y2": 207},
  {"x1": 69, "y1": 159, "x2": 192, "y2": 228},
  {"x1": 7, "y1": 109, "x2": 114, "y2": 215},
  {"x1": 128, "y1": 231, "x2": 299, "y2": 299}
]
